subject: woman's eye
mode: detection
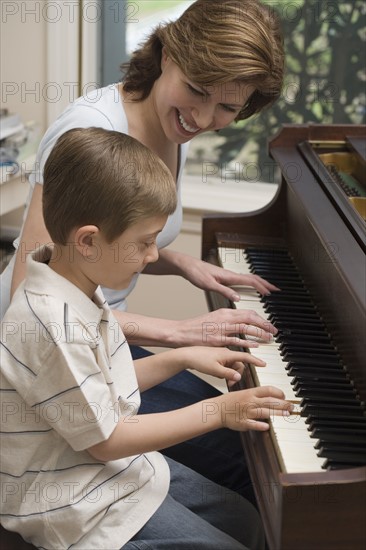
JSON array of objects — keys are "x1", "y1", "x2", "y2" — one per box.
[
  {"x1": 221, "y1": 104, "x2": 239, "y2": 113},
  {"x1": 187, "y1": 84, "x2": 204, "y2": 96}
]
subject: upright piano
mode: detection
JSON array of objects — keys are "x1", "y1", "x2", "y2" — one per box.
[{"x1": 201, "y1": 124, "x2": 366, "y2": 550}]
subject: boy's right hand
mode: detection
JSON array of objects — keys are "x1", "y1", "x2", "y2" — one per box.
[{"x1": 212, "y1": 385, "x2": 293, "y2": 432}]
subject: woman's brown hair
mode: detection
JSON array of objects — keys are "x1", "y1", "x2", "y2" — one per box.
[{"x1": 122, "y1": 0, "x2": 284, "y2": 121}]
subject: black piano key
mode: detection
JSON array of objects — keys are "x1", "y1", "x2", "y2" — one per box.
[
  {"x1": 315, "y1": 438, "x2": 366, "y2": 450},
  {"x1": 261, "y1": 292, "x2": 311, "y2": 302},
  {"x1": 263, "y1": 288, "x2": 311, "y2": 297},
  {"x1": 245, "y1": 246, "x2": 366, "y2": 470},
  {"x1": 299, "y1": 394, "x2": 363, "y2": 407},
  {"x1": 245, "y1": 248, "x2": 290, "y2": 257},
  {"x1": 325, "y1": 460, "x2": 365, "y2": 469},
  {"x1": 317, "y1": 447, "x2": 366, "y2": 462},
  {"x1": 288, "y1": 352, "x2": 342, "y2": 362},
  {"x1": 246, "y1": 252, "x2": 294, "y2": 260},
  {"x1": 265, "y1": 303, "x2": 318, "y2": 312},
  {"x1": 277, "y1": 335, "x2": 333, "y2": 346},
  {"x1": 307, "y1": 416, "x2": 366, "y2": 429},
  {"x1": 286, "y1": 364, "x2": 349, "y2": 378},
  {"x1": 245, "y1": 251, "x2": 293, "y2": 260},
  {"x1": 249, "y1": 263, "x2": 301, "y2": 273},
  {"x1": 264, "y1": 299, "x2": 314, "y2": 309},
  {"x1": 270, "y1": 319, "x2": 325, "y2": 329},
  {"x1": 250, "y1": 272, "x2": 303, "y2": 283},
  {"x1": 302, "y1": 404, "x2": 366, "y2": 419},
  {"x1": 315, "y1": 442, "x2": 366, "y2": 454},
  {"x1": 278, "y1": 342, "x2": 340, "y2": 359},
  {"x1": 274, "y1": 313, "x2": 319, "y2": 322},
  {"x1": 311, "y1": 428, "x2": 366, "y2": 445},
  {"x1": 252, "y1": 270, "x2": 301, "y2": 279},
  {"x1": 275, "y1": 324, "x2": 330, "y2": 336},
  {"x1": 294, "y1": 381, "x2": 354, "y2": 392},
  {"x1": 275, "y1": 333, "x2": 336, "y2": 349},
  {"x1": 248, "y1": 256, "x2": 295, "y2": 264},
  {"x1": 283, "y1": 354, "x2": 341, "y2": 366},
  {"x1": 254, "y1": 272, "x2": 303, "y2": 281},
  {"x1": 318, "y1": 443, "x2": 366, "y2": 461},
  {"x1": 293, "y1": 380, "x2": 356, "y2": 393},
  {"x1": 295, "y1": 388, "x2": 358, "y2": 400},
  {"x1": 270, "y1": 319, "x2": 327, "y2": 329},
  {"x1": 268, "y1": 311, "x2": 321, "y2": 322},
  {"x1": 265, "y1": 281, "x2": 307, "y2": 290},
  {"x1": 278, "y1": 335, "x2": 333, "y2": 346}
]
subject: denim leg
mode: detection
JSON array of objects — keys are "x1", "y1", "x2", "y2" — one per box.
[
  {"x1": 121, "y1": 458, "x2": 265, "y2": 550},
  {"x1": 131, "y1": 346, "x2": 255, "y2": 504}
]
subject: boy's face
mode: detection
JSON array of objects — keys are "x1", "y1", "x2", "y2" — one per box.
[{"x1": 92, "y1": 215, "x2": 167, "y2": 290}]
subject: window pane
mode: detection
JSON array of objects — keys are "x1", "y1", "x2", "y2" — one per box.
[
  {"x1": 105, "y1": 0, "x2": 366, "y2": 184},
  {"x1": 127, "y1": 1, "x2": 194, "y2": 54}
]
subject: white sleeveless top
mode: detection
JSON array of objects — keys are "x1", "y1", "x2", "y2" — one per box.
[{"x1": 1, "y1": 84, "x2": 189, "y2": 316}]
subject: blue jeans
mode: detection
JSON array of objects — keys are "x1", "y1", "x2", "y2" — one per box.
[
  {"x1": 131, "y1": 346, "x2": 255, "y2": 505},
  {"x1": 122, "y1": 457, "x2": 265, "y2": 550}
]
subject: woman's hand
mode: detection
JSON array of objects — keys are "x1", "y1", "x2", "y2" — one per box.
[
  {"x1": 179, "y1": 255, "x2": 279, "y2": 300},
  {"x1": 172, "y1": 307, "x2": 277, "y2": 348},
  {"x1": 176, "y1": 346, "x2": 265, "y2": 388},
  {"x1": 148, "y1": 250, "x2": 279, "y2": 301}
]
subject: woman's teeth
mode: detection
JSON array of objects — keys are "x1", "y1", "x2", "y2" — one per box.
[{"x1": 178, "y1": 113, "x2": 198, "y2": 133}]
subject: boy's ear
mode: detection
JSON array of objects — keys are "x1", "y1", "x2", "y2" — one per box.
[{"x1": 74, "y1": 225, "x2": 100, "y2": 258}]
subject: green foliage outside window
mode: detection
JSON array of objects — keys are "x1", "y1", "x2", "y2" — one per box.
[{"x1": 211, "y1": 0, "x2": 365, "y2": 183}]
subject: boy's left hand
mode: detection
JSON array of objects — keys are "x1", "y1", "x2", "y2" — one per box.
[{"x1": 178, "y1": 346, "x2": 266, "y2": 388}]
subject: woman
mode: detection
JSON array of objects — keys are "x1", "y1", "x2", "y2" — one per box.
[{"x1": 0, "y1": 0, "x2": 285, "y2": 500}]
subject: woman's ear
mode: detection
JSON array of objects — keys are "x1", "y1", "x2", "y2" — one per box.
[
  {"x1": 74, "y1": 225, "x2": 100, "y2": 259},
  {"x1": 161, "y1": 46, "x2": 169, "y2": 69}
]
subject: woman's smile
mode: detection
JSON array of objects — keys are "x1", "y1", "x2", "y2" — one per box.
[{"x1": 177, "y1": 110, "x2": 201, "y2": 134}]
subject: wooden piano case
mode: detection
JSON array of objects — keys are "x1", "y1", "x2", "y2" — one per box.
[{"x1": 202, "y1": 124, "x2": 366, "y2": 550}]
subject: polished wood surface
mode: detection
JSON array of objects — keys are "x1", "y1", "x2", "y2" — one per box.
[
  {"x1": 202, "y1": 124, "x2": 366, "y2": 550},
  {"x1": 0, "y1": 525, "x2": 37, "y2": 550}
]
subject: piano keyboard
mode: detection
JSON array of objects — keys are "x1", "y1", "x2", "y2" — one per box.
[{"x1": 218, "y1": 246, "x2": 366, "y2": 474}]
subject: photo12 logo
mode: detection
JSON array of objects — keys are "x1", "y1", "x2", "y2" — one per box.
[{"x1": 1, "y1": 1, "x2": 140, "y2": 24}]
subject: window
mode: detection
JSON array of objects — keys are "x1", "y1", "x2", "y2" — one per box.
[{"x1": 100, "y1": 0, "x2": 365, "y2": 184}]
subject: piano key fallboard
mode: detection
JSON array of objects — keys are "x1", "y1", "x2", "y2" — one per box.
[{"x1": 201, "y1": 124, "x2": 366, "y2": 550}]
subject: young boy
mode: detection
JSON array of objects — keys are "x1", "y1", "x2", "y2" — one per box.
[{"x1": 0, "y1": 128, "x2": 291, "y2": 550}]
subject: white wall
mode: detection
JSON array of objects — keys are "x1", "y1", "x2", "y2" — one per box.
[
  {"x1": 1, "y1": 0, "x2": 81, "y2": 232},
  {"x1": 1, "y1": 1, "x2": 47, "y2": 231},
  {"x1": 1, "y1": 1, "x2": 48, "y2": 133}
]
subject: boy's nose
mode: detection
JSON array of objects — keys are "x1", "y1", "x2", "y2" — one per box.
[{"x1": 144, "y1": 244, "x2": 159, "y2": 265}]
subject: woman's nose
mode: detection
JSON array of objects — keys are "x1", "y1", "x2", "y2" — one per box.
[{"x1": 191, "y1": 104, "x2": 215, "y2": 129}]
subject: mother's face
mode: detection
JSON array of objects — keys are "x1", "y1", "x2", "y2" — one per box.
[{"x1": 151, "y1": 51, "x2": 255, "y2": 145}]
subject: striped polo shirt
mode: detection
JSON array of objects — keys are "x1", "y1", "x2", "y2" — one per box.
[{"x1": 0, "y1": 245, "x2": 169, "y2": 549}]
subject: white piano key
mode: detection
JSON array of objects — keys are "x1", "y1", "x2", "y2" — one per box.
[
  {"x1": 271, "y1": 417, "x2": 325, "y2": 472},
  {"x1": 254, "y1": 371, "x2": 298, "y2": 402},
  {"x1": 218, "y1": 245, "x2": 326, "y2": 475},
  {"x1": 276, "y1": 442, "x2": 325, "y2": 473}
]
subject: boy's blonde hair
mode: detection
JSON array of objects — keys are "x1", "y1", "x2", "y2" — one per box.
[
  {"x1": 43, "y1": 128, "x2": 177, "y2": 245},
  {"x1": 122, "y1": 0, "x2": 284, "y2": 120}
]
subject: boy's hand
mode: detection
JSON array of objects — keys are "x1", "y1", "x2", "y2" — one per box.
[
  {"x1": 177, "y1": 346, "x2": 265, "y2": 387},
  {"x1": 213, "y1": 385, "x2": 293, "y2": 432}
]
